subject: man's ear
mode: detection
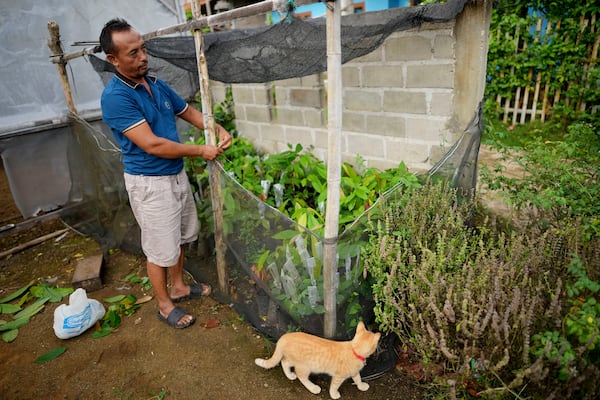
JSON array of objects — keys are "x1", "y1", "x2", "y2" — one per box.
[{"x1": 106, "y1": 53, "x2": 118, "y2": 67}]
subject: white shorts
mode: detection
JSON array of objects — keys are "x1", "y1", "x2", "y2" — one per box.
[{"x1": 124, "y1": 168, "x2": 199, "y2": 267}]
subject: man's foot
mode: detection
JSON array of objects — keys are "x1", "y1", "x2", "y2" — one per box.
[
  {"x1": 171, "y1": 282, "x2": 212, "y2": 303},
  {"x1": 157, "y1": 306, "x2": 195, "y2": 329}
]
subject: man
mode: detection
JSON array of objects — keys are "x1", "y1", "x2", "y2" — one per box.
[{"x1": 99, "y1": 18, "x2": 232, "y2": 329}]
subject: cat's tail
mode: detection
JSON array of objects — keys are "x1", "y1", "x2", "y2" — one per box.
[{"x1": 254, "y1": 344, "x2": 283, "y2": 369}]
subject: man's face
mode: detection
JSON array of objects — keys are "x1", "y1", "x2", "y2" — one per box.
[{"x1": 106, "y1": 29, "x2": 148, "y2": 82}]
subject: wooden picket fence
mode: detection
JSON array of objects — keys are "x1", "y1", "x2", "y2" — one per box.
[{"x1": 494, "y1": 14, "x2": 599, "y2": 125}]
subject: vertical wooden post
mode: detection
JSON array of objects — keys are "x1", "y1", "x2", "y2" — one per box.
[
  {"x1": 323, "y1": 0, "x2": 342, "y2": 339},
  {"x1": 192, "y1": 0, "x2": 229, "y2": 294},
  {"x1": 47, "y1": 20, "x2": 78, "y2": 115}
]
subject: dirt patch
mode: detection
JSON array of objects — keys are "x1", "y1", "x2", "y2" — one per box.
[
  {"x1": 0, "y1": 222, "x2": 423, "y2": 400},
  {"x1": 0, "y1": 220, "x2": 423, "y2": 400}
]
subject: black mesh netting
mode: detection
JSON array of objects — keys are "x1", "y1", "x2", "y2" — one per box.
[
  {"x1": 64, "y1": 103, "x2": 481, "y2": 379},
  {"x1": 89, "y1": 0, "x2": 469, "y2": 84},
  {"x1": 70, "y1": 0, "x2": 481, "y2": 379}
]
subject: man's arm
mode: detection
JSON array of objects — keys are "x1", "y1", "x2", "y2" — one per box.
[
  {"x1": 179, "y1": 105, "x2": 232, "y2": 150},
  {"x1": 123, "y1": 121, "x2": 223, "y2": 160}
]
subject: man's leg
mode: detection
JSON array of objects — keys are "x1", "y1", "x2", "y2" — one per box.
[
  {"x1": 168, "y1": 245, "x2": 188, "y2": 300},
  {"x1": 147, "y1": 257, "x2": 193, "y2": 327},
  {"x1": 168, "y1": 245, "x2": 211, "y2": 301}
]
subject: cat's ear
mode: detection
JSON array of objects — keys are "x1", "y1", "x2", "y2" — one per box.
[{"x1": 356, "y1": 321, "x2": 365, "y2": 332}]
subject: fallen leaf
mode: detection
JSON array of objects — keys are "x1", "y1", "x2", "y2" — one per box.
[
  {"x1": 104, "y1": 295, "x2": 126, "y2": 303},
  {"x1": 203, "y1": 319, "x2": 220, "y2": 329},
  {"x1": 0, "y1": 316, "x2": 30, "y2": 332},
  {"x1": 134, "y1": 295, "x2": 153, "y2": 305},
  {"x1": 0, "y1": 303, "x2": 22, "y2": 314},
  {"x1": 0, "y1": 281, "x2": 35, "y2": 304},
  {"x1": 34, "y1": 347, "x2": 67, "y2": 363},
  {"x1": 2, "y1": 329, "x2": 18, "y2": 343}
]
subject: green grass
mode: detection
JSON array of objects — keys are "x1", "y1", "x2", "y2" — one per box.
[{"x1": 482, "y1": 117, "x2": 565, "y2": 149}]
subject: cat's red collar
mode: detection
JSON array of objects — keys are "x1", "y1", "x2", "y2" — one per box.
[{"x1": 352, "y1": 348, "x2": 366, "y2": 362}]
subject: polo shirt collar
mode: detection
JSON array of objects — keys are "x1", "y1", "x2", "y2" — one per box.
[{"x1": 114, "y1": 70, "x2": 158, "y2": 89}]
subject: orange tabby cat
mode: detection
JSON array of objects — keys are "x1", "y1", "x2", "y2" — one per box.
[{"x1": 254, "y1": 321, "x2": 381, "y2": 399}]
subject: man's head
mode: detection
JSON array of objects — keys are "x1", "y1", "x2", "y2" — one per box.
[{"x1": 99, "y1": 18, "x2": 148, "y2": 83}]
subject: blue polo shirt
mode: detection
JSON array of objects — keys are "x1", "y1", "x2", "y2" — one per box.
[{"x1": 101, "y1": 72, "x2": 189, "y2": 176}]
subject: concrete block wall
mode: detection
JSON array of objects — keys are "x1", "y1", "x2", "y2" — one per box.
[{"x1": 212, "y1": 1, "x2": 491, "y2": 173}]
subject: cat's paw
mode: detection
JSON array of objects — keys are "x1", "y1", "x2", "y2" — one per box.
[
  {"x1": 283, "y1": 370, "x2": 297, "y2": 380},
  {"x1": 308, "y1": 385, "x2": 321, "y2": 395},
  {"x1": 329, "y1": 389, "x2": 341, "y2": 399},
  {"x1": 356, "y1": 382, "x2": 370, "y2": 391},
  {"x1": 254, "y1": 358, "x2": 266, "y2": 368}
]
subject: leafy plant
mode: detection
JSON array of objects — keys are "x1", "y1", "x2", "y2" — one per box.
[
  {"x1": 123, "y1": 272, "x2": 152, "y2": 292},
  {"x1": 480, "y1": 121, "x2": 600, "y2": 239},
  {"x1": 0, "y1": 282, "x2": 73, "y2": 343},
  {"x1": 93, "y1": 294, "x2": 141, "y2": 338},
  {"x1": 530, "y1": 256, "x2": 600, "y2": 386},
  {"x1": 485, "y1": 0, "x2": 600, "y2": 127},
  {"x1": 92, "y1": 272, "x2": 150, "y2": 338}
]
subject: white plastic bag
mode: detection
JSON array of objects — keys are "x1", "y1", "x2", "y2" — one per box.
[{"x1": 53, "y1": 288, "x2": 105, "y2": 339}]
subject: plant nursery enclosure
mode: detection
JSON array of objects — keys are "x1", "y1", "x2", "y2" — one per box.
[{"x1": 74, "y1": 0, "x2": 484, "y2": 337}]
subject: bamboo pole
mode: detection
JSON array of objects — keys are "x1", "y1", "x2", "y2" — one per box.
[
  {"x1": 47, "y1": 21, "x2": 78, "y2": 115},
  {"x1": 0, "y1": 228, "x2": 69, "y2": 260},
  {"x1": 323, "y1": 0, "x2": 342, "y2": 339},
  {"x1": 191, "y1": 0, "x2": 229, "y2": 294}
]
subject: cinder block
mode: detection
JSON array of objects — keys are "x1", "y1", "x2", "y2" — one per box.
[
  {"x1": 289, "y1": 88, "x2": 324, "y2": 108},
  {"x1": 406, "y1": 64, "x2": 455, "y2": 89},
  {"x1": 362, "y1": 65, "x2": 404, "y2": 88},
  {"x1": 72, "y1": 254, "x2": 104, "y2": 292},
  {"x1": 385, "y1": 35, "x2": 432, "y2": 61},
  {"x1": 231, "y1": 85, "x2": 255, "y2": 103},
  {"x1": 344, "y1": 90, "x2": 382, "y2": 112},
  {"x1": 383, "y1": 90, "x2": 427, "y2": 114}
]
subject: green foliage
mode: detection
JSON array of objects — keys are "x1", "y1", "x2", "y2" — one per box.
[
  {"x1": 480, "y1": 121, "x2": 600, "y2": 239},
  {"x1": 211, "y1": 85, "x2": 238, "y2": 137},
  {"x1": 530, "y1": 256, "x2": 600, "y2": 385},
  {"x1": 184, "y1": 90, "x2": 421, "y2": 334},
  {"x1": 34, "y1": 347, "x2": 67, "y2": 364},
  {"x1": 93, "y1": 294, "x2": 141, "y2": 338},
  {"x1": 123, "y1": 272, "x2": 152, "y2": 292},
  {"x1": 192, "y1": 139, "x2": 419, "y2": 238},
  {"x1": 184, "y1": 86, "x2": 241, "y2": 240},
  {"x1": 564, "y1": 257, "x2": 600, "y2": 350},
  {"x1": 0, "y1": 281, "x2": 34, "y2": 304},
  {"x1": 0, "y1": 283, "x2": 72, "y2": 343},
  {"x1": 485, "y1": 0, "x2": 600, "y2": 127},
  {"x1": 92, "y1": 273, "x2": 149, "y2": 338},
  {"x1": 366, "y1": 115, "x2": 599, "y2": 398}
]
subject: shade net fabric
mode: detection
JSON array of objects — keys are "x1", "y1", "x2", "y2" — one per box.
[
  {"x1": 63, "y1": 104, "x2": 481, "y2": 378},
  {"x1": 63, "y1": 104, "x2": 482, "y2": 338},
  {"x1": 71, "y1": 0, "x2": 480, "y2": 378},
  {"x1": 89, "y1": 0, "x2": 469, "y2": 84},
  {"x1": 214, "y1": 105, "x2": 482, "y2": 340}
]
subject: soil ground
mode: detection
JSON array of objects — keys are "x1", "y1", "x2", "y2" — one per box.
[{"x1": 0, "y1": 162, "x2": 426, "y2": 400}]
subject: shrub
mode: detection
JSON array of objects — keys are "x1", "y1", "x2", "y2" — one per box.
[
  {"x1": 480, "y1": 121, "x2": 600, "y2": 240},
  {"x1": 364, "y1": 180, "x2": 600, "y2": 399}
]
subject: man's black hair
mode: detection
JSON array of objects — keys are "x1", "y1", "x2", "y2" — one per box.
[{"x1": 99, "y1": 18, "x2": 132, "y2": 55}]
